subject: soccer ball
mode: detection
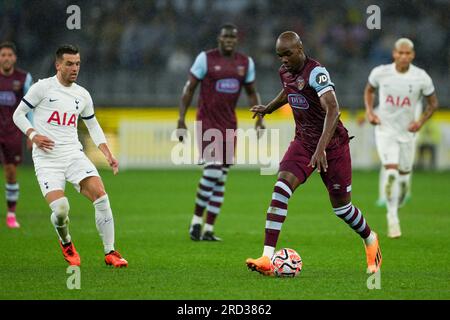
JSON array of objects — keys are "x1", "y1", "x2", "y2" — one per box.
[{"x1": 271, "y1": 248, "x2": 302, "y2": 277}]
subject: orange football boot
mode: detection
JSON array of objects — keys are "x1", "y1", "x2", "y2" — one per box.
[
  {"x1": 246, "y1": 256, "x2": 274, "y2": 276},
  {"x1": 59, "y1": 241, "x2": 81, "y2": 266},
  {"x1": 105, "y1": 251, "x2": 128, "y2": 268},
  {"x1": 364, "y1": 232, "x2": 382, "y2": 273}
]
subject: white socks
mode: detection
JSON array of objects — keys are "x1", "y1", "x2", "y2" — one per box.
[
  {"x1": 49, "y1": 195, "x2": 116, "y2": 254},
  {"x1": 364, "y1": 231, "x2": 377, "y2": 245},
  {"x1": 384, "y1": 169, "x2": 400, "y2": 225},
  {"x1": 398, "y1": 173, "x2": 411, "y2": 204},
  {"x1": 94, "y1": 194, "x2": 115, "y2": 254},
  {"x1": 191, "y1": 215, "x2": 203, "y2": 225},
  {"x1": 263, "y1": 245, "x2": 275, "y2": 258},
  {"x1": 50, "y1": 197, "x2": 71, "y2": 244},
  {"x1": 204, "y1": 223, "x2": 213, "y2": 232}
]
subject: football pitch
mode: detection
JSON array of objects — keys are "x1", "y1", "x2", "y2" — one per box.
[{"x1": 1, "y1": 167, "x2": 449, "y2": 300}]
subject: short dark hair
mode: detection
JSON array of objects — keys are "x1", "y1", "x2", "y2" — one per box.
[
  {"x1": 55, "y1": 44, "x2": 79, "y2": 60},
  {"x1": 0, "y1": 41, "x2": 17, "y2": 54},
  {"x1": 219, "y1": 23, "x2": 238, "y2": 33}
]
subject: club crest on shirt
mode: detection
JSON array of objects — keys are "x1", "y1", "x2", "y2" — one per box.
[
  {"x1": 214, "y1": 65, "x2": 221, "y2": 71},
  {"x1": 296, "y1": 77, "x2": 305, "y2": 90},
  {"x1": 237, "y1": 66, "x2": 246, "y2": 77},
  {"x1": 12, "y1": 80, "x2": 22, "y2": 92}
]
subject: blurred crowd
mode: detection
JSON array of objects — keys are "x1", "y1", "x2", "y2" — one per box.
[{"x1": 1, "y1": 0, "x2": 449, "y2": 106}]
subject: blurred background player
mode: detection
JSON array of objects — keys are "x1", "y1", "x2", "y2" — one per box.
[
  {"x1": 12, "y1": 45, "x2": 127, "y2": 267},
  {"x1": 246, "y1": 31, "x2": 382, "y2": 275},
  {"x1": 364, "y1": 38, "x2": 439, "y2": 238},
  {"x1": 177, "y1": 23, "x2": 264, "y2": 241},
  {"x1": 0, "y1": 41, "x2": 33, "y2": 228}
]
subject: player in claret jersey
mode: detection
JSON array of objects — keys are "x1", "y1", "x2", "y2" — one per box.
[
  {"x1": 364, "y1": 38, "x2": 439, "y2": 238},
  {"x1": 13, "y1": 45, "x2": 127, "y2": 267},
  {"x1": 177, "y1": 24, "x2": 264, "y2": 241},
  {"x1": 246, "y1": 32, "x2": 382, "y2": 275},
  {"x1": 0, "y1": 41, "x2": 33, "y2": 228}
]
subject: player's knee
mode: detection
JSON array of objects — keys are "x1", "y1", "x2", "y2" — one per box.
[
  {"x1": 50, "y1": 197, "x2": 70, "y2": 223},
  {"x1": 92, "y1": 189, "x2": 107, "y2": 202},
  {"x1": 93, "y1": 194, "x2": 110, "y2": 210},
  {"x1": 384, "y1": 164, "x2": 398, "y2": 170},
  {"x1": 277, "y1": 171, "x2": 300, "y2": 191},
  {"x1": 4, "y1": 166, "x2": 17, "y2": 183}
]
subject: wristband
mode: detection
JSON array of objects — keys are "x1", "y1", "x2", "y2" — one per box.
[{"x1": 29, "y1": 131, "x2": 37, "y2": 141}]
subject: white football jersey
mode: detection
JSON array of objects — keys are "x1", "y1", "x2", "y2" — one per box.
[
  {"x1": 21, "y1": 75, "x2": 94, "y2": 159},
  {"x1": 368, "y1": 63, "x2": 435, "y2": 142}
]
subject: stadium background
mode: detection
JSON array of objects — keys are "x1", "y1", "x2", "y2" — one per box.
[
  {"x1": 1, "y1": 0, "x2": 449, "y2": 300},
  {"x1": 1, "y1": 0, "x2": 449, "y2": 170}
]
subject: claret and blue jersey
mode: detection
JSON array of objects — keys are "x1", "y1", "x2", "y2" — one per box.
[
  {"x1": 189, "y1": 48, "x2": 255, "y2": 133},
  {"x1": 279, "y1": 56, "x2": 348, "y2": 151}
]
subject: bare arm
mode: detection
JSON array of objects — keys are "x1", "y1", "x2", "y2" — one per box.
[
  {"x1": 244, "y1": 82, "x2": 265, "y2": 135},
  {"x1": 249, "y1": 88, "x2": 287, "y2": 118},
  {"x1": 308, "y1": 90, "x2": 341, "y2": 172},
  {"x1": 408, "y1": 92, "x2": 439, "y2": 132},
  {"x1": 364, "y1": 83, "x2": 380, "y2": 125},
  {"x1": 98, "y1": 143, "x2": 119, "y2": 175},
  {"x1": 177, "y1": 75, "x2": 200, "y2": 141},
  {"x1": 244, "y1": 82, "x2": 261, "y2": 112}
]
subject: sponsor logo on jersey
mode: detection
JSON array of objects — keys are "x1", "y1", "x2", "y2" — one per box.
[
  {"x1": 385, "y1": 95, "x2": 411, "y2": 107},
  {"x1": 47, "y1": 111, "x2": 77, "y2": 127},
  {"x1": 288, "y1": 93, "x2": 309, "y2": 110},
  {"x1": 296, "y1": 77, "x2": 305, "y2": 90},
  {"x1": 0, "y1": 91, "x2": 16, "y2": 106},
  {"x1": 215, "y1": 78, "x2": 240, "y2": 94},
  {"x1": 214, "y1": 65, "x2": 221, "y2": 71},
  {"x1": 316, "y1": 73, "x2": 329, "y2": 85},
  {"x1": 237, "y1": 66, "x2": 246, "y2": 77}
]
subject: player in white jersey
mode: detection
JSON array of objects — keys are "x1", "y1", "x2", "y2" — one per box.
[
  {"x1": 12, "y1": 45, "x2": 128, "y2": 267},
  {"x1": 364, "y1": 38, "x2": 439, "y2": 238}
]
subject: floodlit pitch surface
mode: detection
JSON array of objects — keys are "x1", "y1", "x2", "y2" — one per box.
[{"x1": 1, "y1": 168, "x2": 449, "y2": 299}]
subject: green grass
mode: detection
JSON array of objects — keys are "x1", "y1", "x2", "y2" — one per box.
[{"x1": 0, "y1": 167, "x2": 449, "y2": 299}]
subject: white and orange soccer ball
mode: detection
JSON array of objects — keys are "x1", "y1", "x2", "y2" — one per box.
[{"x1": 271, "y1": 248, "x2": 302, "y2": 277}]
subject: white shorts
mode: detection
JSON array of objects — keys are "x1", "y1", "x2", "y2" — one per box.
[
  {"x1": 375, "y1": 133, "x2": 416, "y2": 172},
  {"x1": 34, "y1": 152, "x2": 100, "y2": 196}
]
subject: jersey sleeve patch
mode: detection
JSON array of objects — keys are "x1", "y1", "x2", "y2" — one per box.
[
  {"x1": 189, "y1": 51, "x2": 207, "y2": 80},
  {"x1": 308, "y1": 66, "x2": 334, "y2": 96}
]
